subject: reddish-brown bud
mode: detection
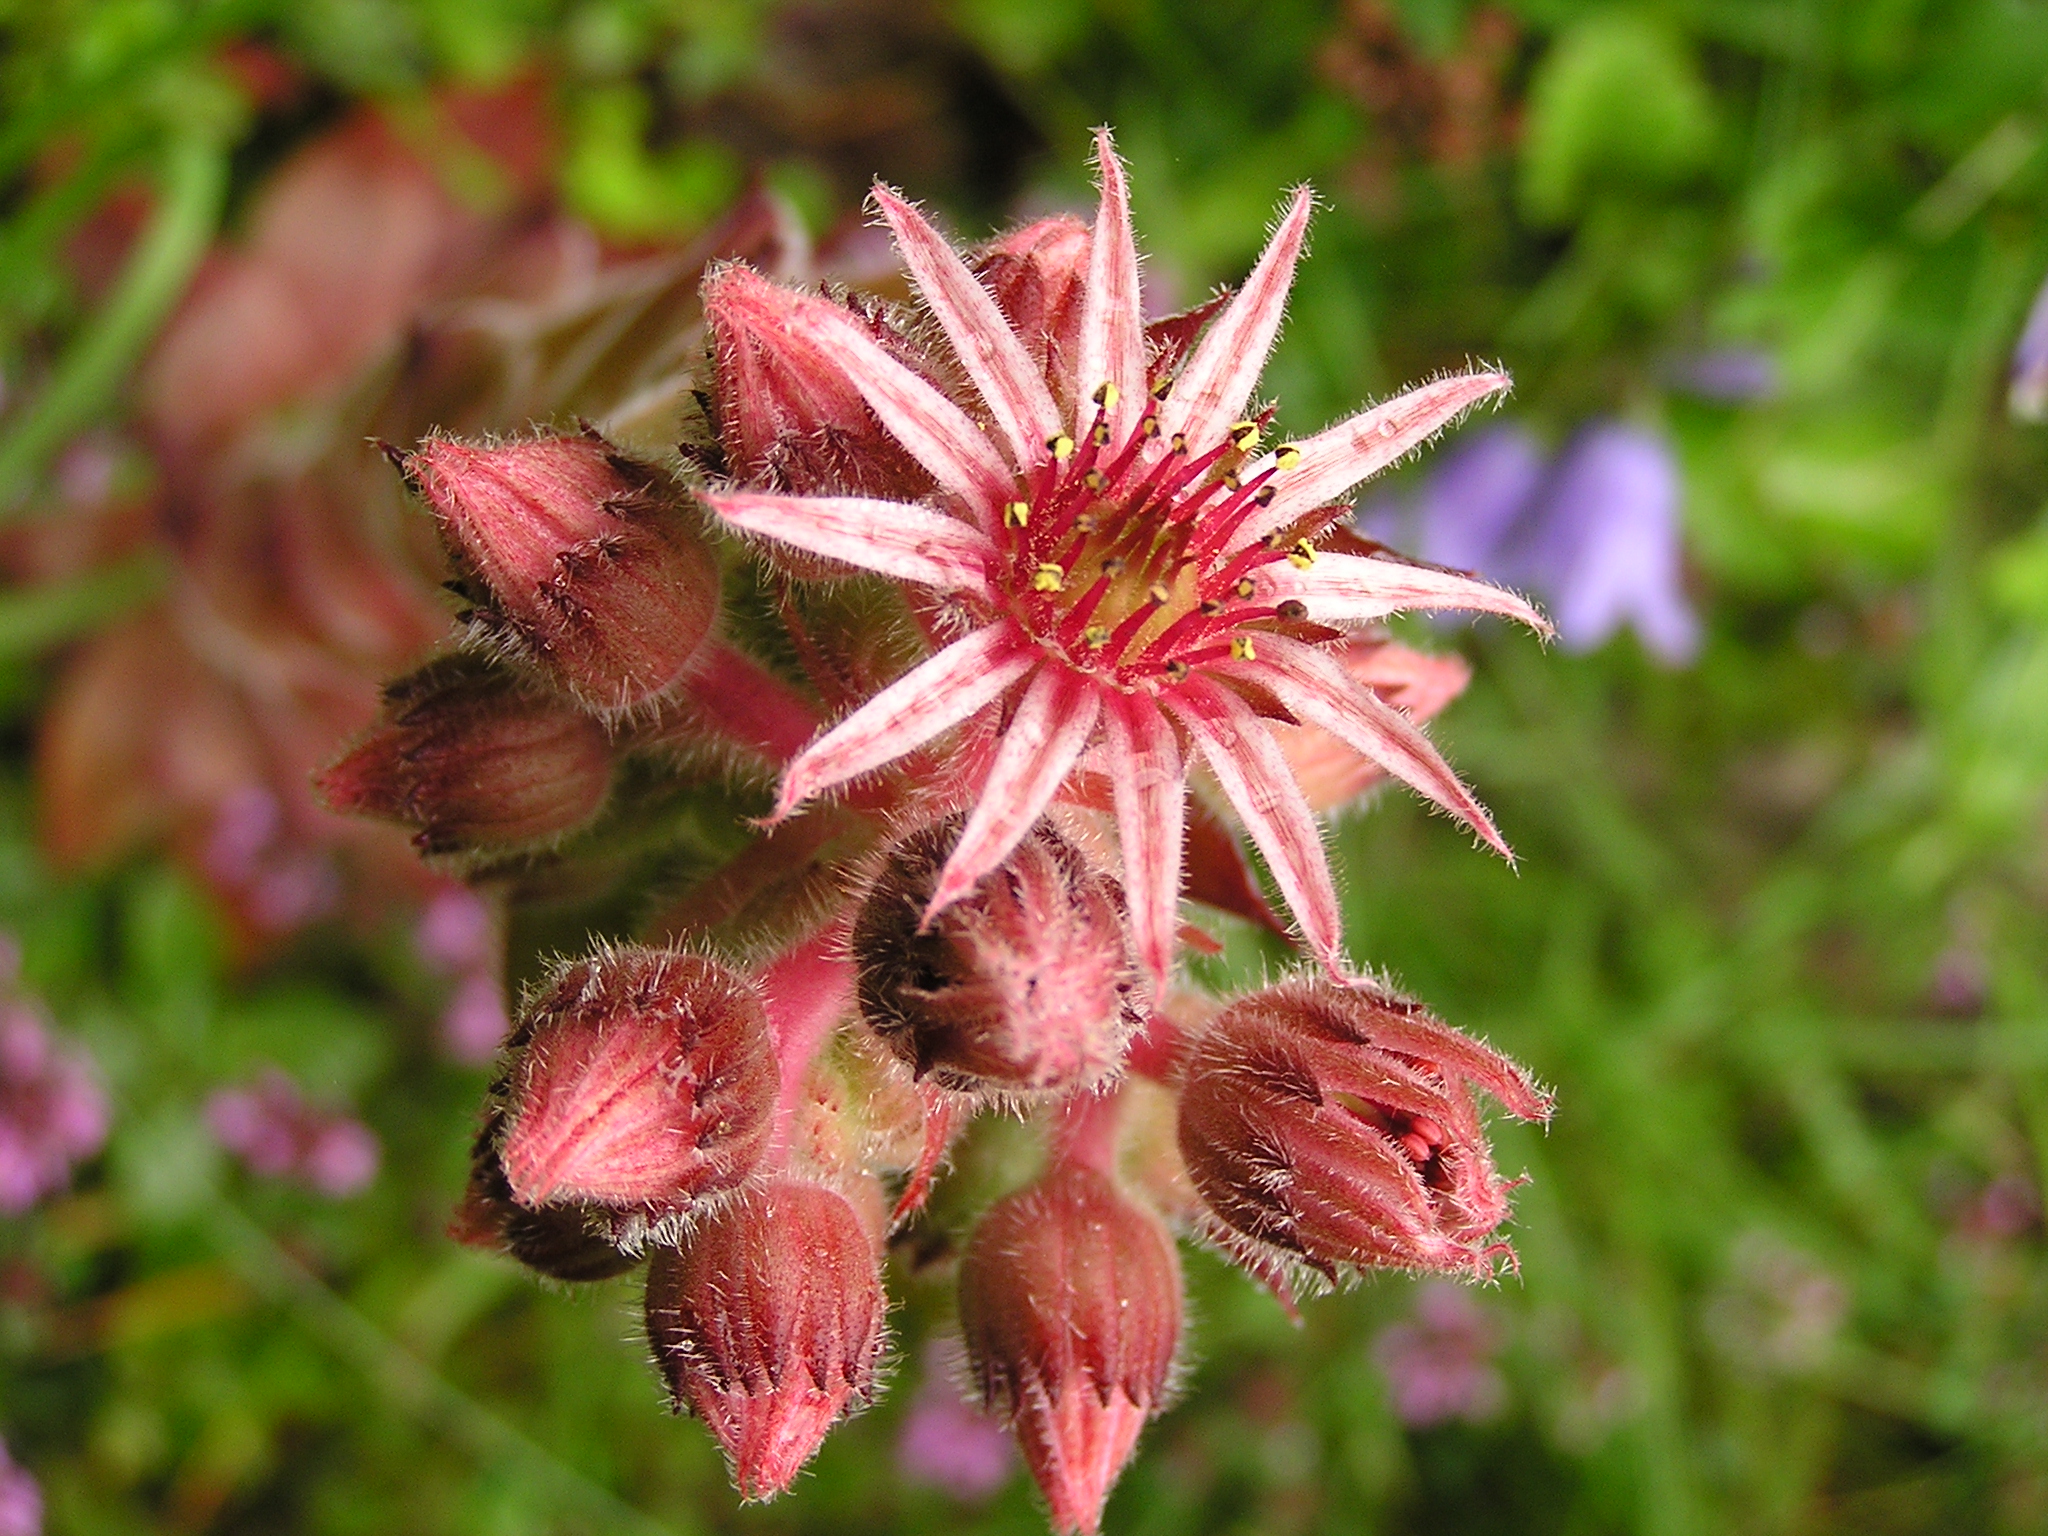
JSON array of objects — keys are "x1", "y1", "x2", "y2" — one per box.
[
  {"x1": 975, "y1": 215, "x2": 1088, "y2": 408},
  {"x1": 703, "y1": 264, "x2": 934, "y2": 501},
  {"x1": 317, "y1": 655, "x2": 614, "y2": 856},
  {"x1": 499, "y1": 947, "x2": 776, "y2": 1239},
  {"x1": 958, "y1": 1163, "x2": 1182, "y2": 1535},
  {"x1": 1176, "y1": 976, "x2": 1552, "y2": 1283},
  {"x1": 644, "y1": 1177, "x2": 886, "y2": 1500},
  {"x1": 454, "y1": 1116, "x2": 642, "y2": 1283},
  {"x1": 852, "y1": 819, "x2": 1138, "y2": 1095},
  {"x1": 403, "y1": 431, "x2": 719, "y2": 715}
]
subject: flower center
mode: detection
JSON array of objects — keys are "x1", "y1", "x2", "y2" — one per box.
[{"x1": 992, "y1": 384, "x2": 1314, "y2": 687}]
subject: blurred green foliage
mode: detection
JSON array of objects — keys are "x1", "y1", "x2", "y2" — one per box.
[{"x1": 3, "y1": 1, "x2": 2048, "y2": 1534}]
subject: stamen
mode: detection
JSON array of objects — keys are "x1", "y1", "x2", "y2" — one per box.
[
  {"x1": 1083, "y1": 624, "x2": 1111, "y2": 649},
  {"x1": 1004, "y1": 500, "x2": 1031, "y2": 529},
  {"x1": 1276, "y1": 599, "x2": 1308, "y2": 621},
  {"x1": 1229, "y1": 420, "x2": 1261, "y2": 453},
  {"x1": 1273, "y1": 443, "x2": 1303, "y2": 471},
  {"x1": 1033, "y1": 563, "x2": 1066, "y2": 593},
  {"x1": 1230, "y1": 636, "x2": 1257, "y2": 661},
  {"x1": 1047, "y1": 434, "x2": 1076, "y2": 461},
  {"x1": 1093, "y1": 382, "x2": 1121, "y2": 410},
  {"x1": 1287, "y1": 539, "x2": 1317, "y2": 569},
  {"x1": 1163, "y1": 659, "x2": 1190, "y2": 683}
]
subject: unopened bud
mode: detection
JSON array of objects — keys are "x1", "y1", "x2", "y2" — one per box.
[
  {"x1": 644, "y1": 1177, "x2": 886, "y2": 1500},
  {"x1": 974, "y1": 215, "x2": 1088, "y2": 402},
  {"x1": 499, "y1": 947, "x2": 775, "y2": 1235},
  {"x1": 454, "y1": 1117, "x2": 642, "y2": 1283},
  {"x1": 403, "y1": 431, "x2": 719, "y2": 714},
  {"x1": 852, "y1": 819, "x2": 1137, "y2": 1095},
  {"x1": 316, "y1": 655, "x2": 613, "y2": 857},
  {"x1": 958, "y1": 1163, "x2": 1181, "y2": 1535},
  {"x1": 1176, "y1": 976, "x2": 1552, "y2": 1282},
  {"x1": 704, "y1": 265, "x2": 933, "y2": 501}
]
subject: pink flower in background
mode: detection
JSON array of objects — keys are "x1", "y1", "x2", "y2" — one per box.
[
  {"x1": 705, "y1": 129, "x2": 1545, "y2": 984},
  {"x1": 206, "y1": 1069, "x2": 379, "y2": 1197},
  {"x1": 414, "y1": 885, "x2": 509, "y2": 1064},
  {"x1": 201, "y1": 784, "x2": 341, "y2": 935},
  {"x1": 0, "y1": 1438, "x2": 39, "y2": 1536},
  {"x1": 0, "y1": 980, "x2": 110, "y2": 1215},
  {"x1": 1371, "y1": 1281, "x2": 1508, "y2": 1428},
  {"x1": 896, "y1": 1338, "x2": 1013, "y2": 1502}
]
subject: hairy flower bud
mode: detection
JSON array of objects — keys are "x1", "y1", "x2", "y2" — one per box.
[
  {"x1": 455, "y1": 1119, "x2": 642, "y2": 1283},
  {"x1": 703, "y1": 264, "x2": 933, "y2": 501},
  {"x1": 958, "y1": 1162, "x2": 1181, "y2": 1535},
  {"x1": 1176, "y1": 976, "x2": 1551, "y2": 1282},
  {"x1": 852, "y1": 819, "x2": 1137, "y2": 1095},
  {"x1": 316, "y1": 654, "x2": 613, "y2": 856},
  {"x1": 644, "y1": 1177, "x2": 886, "y2": 1500},
  {"x1": 498, "y1": 947, "x2": 775, "y2": 1235},
  {"x1": 402, "y1": 431, "x2": 719, "y2": 714}
]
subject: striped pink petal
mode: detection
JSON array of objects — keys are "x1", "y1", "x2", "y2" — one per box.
[
  {"x1": 708, "y1": 491, "x2": 997, "y2": 597},
  {"x1": 1254, "y1": 550, "x2": 1551, "y2": 634},
  {"x1": 1075, "y1": 129, "x2": 1146, "y2": 438},
  {"x1": 1235, "y1": 370, "x2": 1513, "y2": 547},
  {"x1": 782, "y1": 298, "x2": 1014, "y2": 515},
  {"x1": 874, "y1": 186, "x2": 1062, "y2": 467},
  {"x1": 1217, "y1": 633, "x2": 1508, "y2": 858},
  {"x1": 1157, "y1": 187, "x2": 1313, "y2": 450},
  {"x1": 773, "y1": 623, "x2": 1035, "y2": 820},
  {"x1": 1164, "y1": 676, "x2": 1345, "y2": 971},
  {"x1": 1102, "y1": 690, "x2": 1186, "y2": 996},
  {"x1": 924, "y1": 665, "x2": 1103, "y2": 922}
]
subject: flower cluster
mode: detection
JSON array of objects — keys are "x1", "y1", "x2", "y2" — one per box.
[
  {"x1": 328, "y1": 133, "x2": 1553, "y2": 1531},
  {"x1": 0, "y1": 958, "x2": 108, "y2": 1216},
  {"x1": 206, "y1": 1070, "x2": 380, "y2": 1198}
]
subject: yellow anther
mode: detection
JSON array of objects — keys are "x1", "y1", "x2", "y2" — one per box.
[
  {"x1": 1230, "y1": 636, "x2": 1257, "y2": 661},
  {"x1": 1199, "y1": 598, "x2": 1224, "y2": 617},
  {"x1": 1287, "y1": 539, "x2": 1317, "y2": 569},
  {"x1": 1147, "y1": 583, "x2": 1171, "y2": 605},
  {"x1": 1033, "y1": 563, "x2": 1066, "y2": 593},
  {"x1": 1234, "y1": 576, "x2": 1256, "y2": 599},
  {"x1": 1163, "y1": 659, "x2": 1191, "y2": 682},
  {"x1": 1048, "y1": 434, "x2": 1076, "y2": 461},
  {"x1": 1101, "y1": 556, "x2": 1127, "y2": 575},
  {"x1": 1229, "y1": 420, "x2": 1261, "y2": 452},
  {"x1": 1093, "y1": 382, "x2": 1121, "y2": 410},
  {"x1": 1150, "y1": 376, "x2": 1172, "y2": 400},
  {"x1": 1003, "y1": 500, "x2": 1031, "y2": 529},
  {"x1": 1169, "y1": 432, "x2": 1188, "y2": 454},
  {"x1": 1252, "y1": 485, "x2": 1275, "y2": 506},
  {"x1": 1141, "y1": 415, "x2": 1161, "y2": 438},
  {"x1": 1091, "y1": 421, "x2": 1112, "y2": 448},
  {"x1": 1083, "y1": 624, "x2": 1111, "y2": 649},
  {"x1": 1074, "y1": 511, "x2": 1098, "y2": 534},
  {"x1": 1083, "y1": 468, "x2": 1107, "y2": 493},
  {"x1": 1221, "y1": 472, "x2": 1242, "y2": 492},
  {"x1": 1274, "y1": 443, "x2": 1303, "y2": 471}
]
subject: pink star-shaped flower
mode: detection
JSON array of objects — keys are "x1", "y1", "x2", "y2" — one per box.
[{"x1": 705, "y1": 131, "x2": 1547, "y2": 988}]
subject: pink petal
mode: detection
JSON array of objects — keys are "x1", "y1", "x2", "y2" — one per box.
[
  {"x1": 1075, "y1": 129, "x2": 1146, "y2": 438},
  {"x1": 708, "y1": 491, "x2": 997, "y2": 597},
  {"x1": 1163, "y1": 676, "x2": 1345, "y2": 971},
  {"x1": 1235, "y1": 370, "x2": 1513, "y2": 546},
  {"x1": 755, "y1": 925, "x2": 855, "y2": 1154},
  {"x1": 1217, "y1": 633, "x2": 1508, "y2": 858},
  {"x1": 874, "y1": 186, "x2": 1062, "y2": 467},
  {"x1": 1158, "y1": 186, "x2": 1313, "y2": 451},
  {"x1": 1102, "y1": 691, "x2": 1186, "y2": 998},
  {"x1": 1254, "y1": 550, "x2": 1552, "y2": 634},
  {"x1": 774, "y1": 623, "x2": 1035, "y2": 819},
  {"x1": 783, "y1": 298, "x2": 1014, "y2": 515},
  {"x1": 924, "y1": 665, "x2": 1103, "y2": 922}
]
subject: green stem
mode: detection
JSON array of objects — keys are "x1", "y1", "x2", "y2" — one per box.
[
  {"x1": 0, "y1": 133, "x2": 226, "y2": 515},
  {"x1": 0, "y1": 552, "x2": 167, "y2": 655}
]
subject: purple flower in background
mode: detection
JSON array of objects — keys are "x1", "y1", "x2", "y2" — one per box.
[
  {"x1": 2010, "y1": 273, "x2": 2048, "y2": 421},
  {"x1": 1371, "y1": 1282, "x2": 1508, "y2": 1428},
  {"x1": 1413, "y1": 424, "x2": 1548, "y2": 577},
  {"x1": 0, "y1": 1439, "x2": 39, "y2": 1536},
  {"x1": 0, "y1": 980, "x2": 109, "y2": 1215},
  {"x1": 414, "y1": 886, "x2": 509, "y2": 1063},
  {"x1": 201, "y1": 784, "x2": 339, "y2": 935},
  {"x1": 1664, "y1": 347, "x2": 1780, "y2": 404},
  {"x1": 1372, "y1": 419, "x2": 1700, "y2": 667},
  {"x1": 206, "y1": 1069, "x2": 379, "y2": 1197},
  {"x1": 896, "y1": 1338, "x2": 1013, "y2": 1501},
  {"x1": 1515, "y1": 423, "x2": 1700, "y2": 664}
]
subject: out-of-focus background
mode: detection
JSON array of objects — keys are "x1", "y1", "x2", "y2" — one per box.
[{"x1": 2, "y1": 1, "x2": 2047, "y2": 1532}]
